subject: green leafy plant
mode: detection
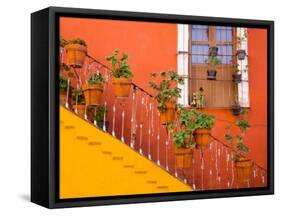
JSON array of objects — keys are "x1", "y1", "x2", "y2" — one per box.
[
  {"x1": 148, "y1": 70, "x2": 184, "y2": 111},
  {"x1": 95, "y1": 106, "x2": 106, "y2": 123},
  {"x1": 173, "y1": 130, "x2": 196, "y2": 149},
  {"x1": 208, "y1": 56, "x2": 221, "y2": 67},
  {"x1": 67, "y1": 38, "x2": 87, "y2": 46},
  {"x1": 60, "y1": 36, "x2": 67, "y2": 47},
  {"x1": 72, "y1": 89, "x2": 85, "y2": 104},
  {"x1": 106, "y1": 50, "x2": 133, "y2": 78},
  {"x1": 87, "y1": 72, "x2": 106, "y2": 85},
  {"x1": 179, "y1": 109, "x2": 215, "y2": 131},
  {"x1": 232, "y1": 64, "x2": 240, "y2": 74},
  {"x1": 60, "y1": 76, "x2": 68, "y2": 91},
  {"x1": 191, "y1": 87, "x2": 205, "y2": 109},
  {"x1": 225, "y1": 118, "x2": 251, "y2": 161}
]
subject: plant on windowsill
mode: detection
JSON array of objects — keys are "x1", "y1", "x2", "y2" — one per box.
[
  {"x1": 232, "y1": 64, "x2": 242, "y2": 83},
  {"x1": 179, "y1": 108, "x2": 215, "y2": 149},
  {"x1": 106, "y1": 50, "x2": 133, "y2": 98},
  {"x1": 225, "y1": 118, "x2": 252, "y2": 181},
  {"x1": 191, "y1": 87, "x2": 205, "y2": 109},
  {"x1": 72, "y1": 88, "x2": 86, "y2": 117},
  {"x1": 209, "y1": 46, "x2": 218, "y2": 57},
  {"x1": 65, "y1": 38, "x2": 87, "y2": 68},
  {"x1": 82, "y1": 72, "x2": 106, "y2": 106},
  {"x1": 236, "y1": 31, "x2": 247, "y2": 60},
  {"x1": 206, "y1": 56, "x2": 221, "y2": 80},
  {"x1": 148, "y1": 70, "x2": 184, "y2": 125},
  {"x1": 232, "y1": 99, "x2": 242, "y2": 116},
  {"x1": 173, "y1": 119, "x2": 196, "y2": 169}
]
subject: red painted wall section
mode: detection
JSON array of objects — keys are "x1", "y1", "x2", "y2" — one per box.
[
  {"x1": 60, "y1": 17, "x2": 177, "y2": 92},
  {"x1": 60, "y1": 18, "x2": 268, "y2": 183}
]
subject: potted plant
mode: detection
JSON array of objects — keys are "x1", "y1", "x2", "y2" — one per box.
[
  {"x1": 82, "y1": 72, "x2": 105, "y2": 106},
  {"x1": 65, "y1": 38, "x2": 87, "y2": 68},
  {"x1": 148, "y1": 70, "x2": 184, "y2": 125},
  {"x1": 225, "y1": 119, "x2": 252, "y2": 181},
  {"x1": 72, "y1": 89, "x2": 86, "y2": 117},
  {"x1": 106, "y1": 50, "x2": 133, "y2": 98},
  {"x1": 232, "y1": 99, "x2": 241, "y2": 116},
  {"x1": 209, "y1": 46, "x2": 218, "y2": 57},
  {"x1": 236, "y1": 31, "x2": 247, "y2": 60},
  {"x1": 206, "y1": 56, "x2": 221, "y2": 80},
  {"x1": 179, "y1": 109, "x2": 215, "y2": 149},
  {"x1": 93, "y1": 106, "x2": 109, "y2": 130},
  {"x1": 232, "y1": 64, "x2": 242, "y2": 83},
  {"x1": 191, "y1": 87, "x2": 205, "y2": 109},
  {"x1": 173, "y1": 123, "x2": 196, "y2": 169}
]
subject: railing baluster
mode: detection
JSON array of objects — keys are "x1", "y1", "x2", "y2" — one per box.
[
  {"x1": 103, "y1": 101, "x2": 107, "y2": 131},
  {"x1": 148, "y1": 99, "x2": 152, "y2": 160},
  {"x1": 65, "y1": 78, "x2": 70, "y2": 108},
  {"x1": 157, "y1": 111, "x2": 160, "y2": 165},
  {"x1": 112, "y1": 100, "x2": 116, "y2": 137},
  {"x1": 166, "y1": 131, "x2": 169, "y2": 171},
  {"x1": 130, "y1": 87, "x2": 137, "y2": 148},
  {"x1": 139, "y1": 94, "x2": 144, "y2": 155},
  {"x1": 121, "y1": 109, "x2": 125, "y2": 142}
]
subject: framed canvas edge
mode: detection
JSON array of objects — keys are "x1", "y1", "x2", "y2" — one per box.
[{"x1": 43, "y1": 6, "x2": 274, "y2": 208}]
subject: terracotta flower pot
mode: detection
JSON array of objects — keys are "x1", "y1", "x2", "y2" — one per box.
[
  {"x1": 65, "y1": 44, "x2": 87, "y2": 68},
  {"x1": 159, "y1": 102, "x2": 176, "y2": 125},
  {"x1": 82, "y1": 84, "x2": 104, "y2": 106},
  {"x1": 235, "y1": 158, "x2": 253, "y2": 181},
  {"x1": 112, "y1": 77, "x2": 132, "y2": 98},
  {"x1": 175, "y1": 148, "x2": 194, "y2": 169},
  {"x1": 194, "y1": 128, "x2": 211, "y2": 149},
  {"x1": 72, "y1": 104, "x2": 86, "y2": 118},
  {"x1": 60, "y1": 91, "x2": 67, "y2": 105}
]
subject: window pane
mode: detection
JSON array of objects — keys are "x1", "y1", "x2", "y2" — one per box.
[
  {"x1": 192, "y1": 44, "x2": 209, "y2": 63},
  {"x1": 192, "y1": 25, "x2": 208, "y2": 41},
  {"x1": 216, "y1": 26, "x2": 233, "y2": 42},
  {"x1": 217, "y1": 45, "x2": 233, "y2": 64}
]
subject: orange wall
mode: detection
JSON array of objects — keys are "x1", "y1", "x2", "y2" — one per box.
[{"x1": 60, "y1": 18, "x2": 267, "y2": 176}]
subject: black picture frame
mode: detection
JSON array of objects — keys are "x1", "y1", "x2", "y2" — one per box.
[{"x1": 31, "y1": 6, "x2": 274, "y2": 208}]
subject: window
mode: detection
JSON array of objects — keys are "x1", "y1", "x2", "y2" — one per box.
[{"x1": 189, "y1": 25, "x2": 235, "y2": 107}]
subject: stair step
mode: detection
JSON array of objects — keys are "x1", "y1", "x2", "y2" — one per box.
[
  {"x1": 123, "y1": 165, "x2": 134, "y2": 168},
  {"x1": 76, "y1": 136, "x2": 88, "y2": 141},
  {"x1": 88, "y1": 141, "x2": 102, "y2": 146},
  {"x1": 135, "y1": 170, "x2": 147, "y2": 174},
  {"x1": 60, "y1": 120, "x2": 64, "y2": 124},
  {"x1": 101, "y1": 151, "x2": 112, "y2": 155},
  {"x1": 157, "y1": 186, "x2": 169, "y2": 189},
  {"x1": 64, "y1": 125, "x2": 75, "y2": 129},
  {"x1": 146, "y1": 180, "x2": 157, "y2": 184},
  {"x1": 112, "y1": 156, "x2": 124, "y2": 161}
]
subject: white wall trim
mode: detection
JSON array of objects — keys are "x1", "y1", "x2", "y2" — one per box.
[
  {"x1": 237, "y1": 27, "x2": 250, "y2": 107},
  {"x1": 177, "y1": 24, "x2": 189, "y2": 107}
]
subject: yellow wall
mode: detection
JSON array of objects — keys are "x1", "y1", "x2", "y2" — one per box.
[{"x1": 60, "y1": 106, "x2": 191, "y2": 199}]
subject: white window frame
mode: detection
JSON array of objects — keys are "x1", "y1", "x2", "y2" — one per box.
[
  {"x1": 237, "y1": 27, "x2": 250, "y2": 107},
  {"x1": 177, "y1": 24, "x2": 189, "y2": 107}
]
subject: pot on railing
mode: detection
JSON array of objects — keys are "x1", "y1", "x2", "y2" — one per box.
[
  {"x1": 207, "y1": 70, "x2": 217, "y2": 80},
  {"x1": 112, "y1": 77, "x2": 132, "y2": 98},
  {"x1": 175, "y1": 148, "x2": 194, "y2": 169},
  {"x1": 233, "y1": 73, "x2": 242, "y2": 83},
  {"x1": 194, "y1": 128, "x2": 211, "y2": 149},
  {"x1": 235, "y1": 158, "x2": 253, "y2": 181},
  {"x1": 237, "y1": 49, "x2": 246, "y2": 60},
  {"x1": 209, "y1": 46, "x2": 218, "y2": 56},
  {"x1": 65, "y1": 42, "x2": 87, "y2": 68},
  {"x1": 82, "y1": 84, "x2": 104, "y2": 106},
  {"x1": 72, "y1": 104, "x2": 86, "y2": 118},
  {"x1": 159, "y1": 102, "x2": 176, "y2": 125}
]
